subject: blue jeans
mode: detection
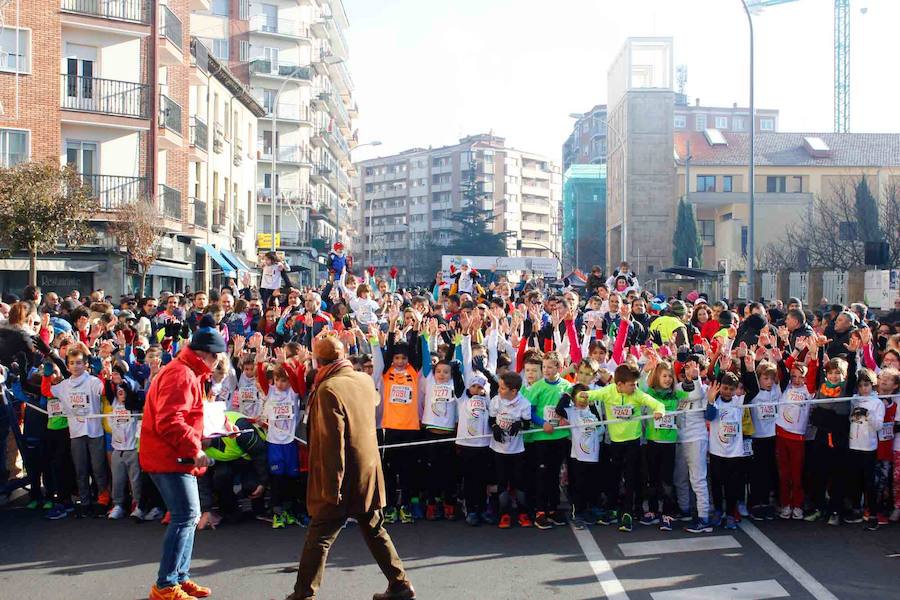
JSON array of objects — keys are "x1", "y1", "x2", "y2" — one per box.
[{"x1": 149, "y1": 472, "x2": 200, "y2": 589}]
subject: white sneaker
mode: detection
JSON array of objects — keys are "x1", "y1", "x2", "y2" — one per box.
[
  {"x1": 130, "y1": 507, "x2": 145, "y2": 520},
  {"x1": 108, "y1": 505, "x2": 126, "y2": 520},
  {"x1": 890, "y1": 508, "x2": 900, "y2": 523},
  {"x1": 792, "y1": 507, "x2": 804, "y2": 520},
  {"x1": 779, "y1": 506, "x2": 792, "y2": 520},
  {"x1": 738, "y1": 502, "x2": 749, "y2": 517},
  {"x1": 143, "y1": 507, "x2": 164, "y2": 521}
]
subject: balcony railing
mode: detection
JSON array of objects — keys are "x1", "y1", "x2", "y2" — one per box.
[
  {"x1": 61, "y1": 0, "x2": 150, "y2": 24},
  {"x1": 249, "y1": 60, "x2": 312, "y2": 80},
  {"x1": 249, "y1": 15, "x2": 310, "y2": 38},
  {"x1": 319, "y1": 127, "x2": 350, "y2": 157},
  {"x1": 159, "y1": 94, "x2": 183, "y2": 135},
  {"x1": 191, "y1": 197, "x2": 208, "y2": 228},
  {"x1": 190, "y1": 116, "x2": 208, "y2": 151},
  {"x1": 190, "y1": 37, "x2": 209, "y2": 73},
  {"x1": 258, "y1": 143, "x2": 310, "y2": 164},
  {"x1": 262, "y1": 102, "x2": 310, "y2": 122},
  {"x1": 158, "y1": 184, "x2": 182, "y2": 220},
  {"x1": 81, "y1": 174, "x2": 150, "y2": 211},
  {"x1": 258, "y1": 188, "x2": 313, "y2": 206},
  {"x1": 159, "y1": 4, "x2": 183, "y2": 50},
  {"x1": 61, "y1": 74, "x2": 149, "y2": 119}
]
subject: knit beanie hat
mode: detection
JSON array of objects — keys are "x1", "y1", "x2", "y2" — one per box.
[{"x1": 189, "y1": 314, "x2": 226, "y2": 354}]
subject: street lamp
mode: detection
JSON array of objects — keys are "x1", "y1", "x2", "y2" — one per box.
[
  {"x1": 343, "y1": 140, "x2": 381, "y2": 257},
  {"x1": 741, "y1": 0, "x2": 757, "y2": 301}
]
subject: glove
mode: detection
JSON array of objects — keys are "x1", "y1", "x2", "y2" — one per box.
[
  {"x1": 508, "y1": 421, "x2": 522, "y2": 437},
  {"x1": 367, "y1": 265, "x2": 376, "y2": 277},
  {"x1": 164, "y1": 321, "x2": 181, "y2": 338},
  {"x1": 133, "y1": 347, "x2": 146, "y2": 363},
  {"x1": 491, "y1": 423, "x2": 505, "y2": 443},
  {"x1": 32, "y1": 335, "x2": 52, "y2": 356},
  {"x1": 449, "y1": 264, "x2": 456, "y2": 274},
  {"x1": 389, "y1": 266, "x2": 398, "y2": 279},
  {"x1": 43, "y1": 361, "x2": 54, "y2": 377}
]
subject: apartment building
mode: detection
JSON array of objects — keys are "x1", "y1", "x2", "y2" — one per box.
[
  {"x1": 0, "y1": 1, "x2": 262, "y2": 296},
  {"x1": 562, "y1": 101, "x2": 779, "y2": 172},
  {"x1": 562, "y1": 164, "x2": 606, "y2": 272},
  {"x1": 194, "y1": 0, "x2": 357, "y2": 284},
  {"x1": 675, "y1": 130, "x2": 900, "y2": 271},
  {"x1": 357, "y1": 134, "x2": 562, "y2": 284}
]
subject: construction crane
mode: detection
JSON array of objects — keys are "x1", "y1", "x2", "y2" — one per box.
[{"x1": 746, "y1": 0, "x2": 852, "y2": 133}]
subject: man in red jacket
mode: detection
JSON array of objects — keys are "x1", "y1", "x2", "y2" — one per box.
[{"x1": 140, "y1": 321, "x2": 225, "y2": 600}]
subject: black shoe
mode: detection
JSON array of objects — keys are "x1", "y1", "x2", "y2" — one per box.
[
  {"x1": 864, "y1": 517, "x2": 879, "y2": 531},
  {"x1": 373, "y1": 582, "x2": 416, "y2": 600},
  {"x1": 843, "y1": 510, "x2": 863, "y2": 524},
  {"x1": 74, "y1": 501, "x2": 87, "y2": 519},
  {"x1": 534, "y1": 512, "x2": 553, "y2": 530},
  {"x1": 750, "y1": 505, "x2": 767, "y2": 522},
  {"x1": 548, "y1": 511, "x2": 567, "y2": 526}
]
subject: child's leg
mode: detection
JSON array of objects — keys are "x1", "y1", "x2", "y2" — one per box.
[
  {"x1": 69, "y1": 436, "x2": 91, "y2": 503},
  {"x1": 723, "y1": 457, "x2": 743, "y2": 514},
  {"x1": 860, "y1": 450, "x2": 878, "y2": 517},
  {"x1": 750, "y1": 436, "x2": 776, "y2": 508},
  {"x1": 709, "y1": 454, "x2": 725, "y2": 514},
  {"x1": 674, "y1": 442, "x2": 692, "y2": 514},
  {"x1": 110, "y1": 450, "x2": 127, "y2": 507},
  {"x1": 660, "y1": 443, "x2": 677, "y2": 517},
  {"x1": 644, "y1": 442, "x2": 661, "y2": 514},
  {"x1": 510, "y1": 453, "x2": 528, "y2": 513},
  {"x1": 125, "y1": 450, "x2": 142, "y2": 507},
  {"x1": 874, "y1": 460, "x2": 890, "y2": 514},
  {"x1": 87, "y1": 435, "x2": 110, "y2": 495},
  {"x1": 789, "y1": 438, "x2": 806, "y2": 510},
  {"x1": 776, "y1": 435, "x2": 792, "y2": 507},
  {"x1": 494, "y1": 453, "x2": 511, "y2": 515},
  {"x1": 621, "y1": 440, "x2": 641, "y2": 516},
  {"x1": 894, "y1": 451, "x2": 900, "y2": 510},
  {"x1": 685, "y1": 438, "x2": 710, "y2": 519}
]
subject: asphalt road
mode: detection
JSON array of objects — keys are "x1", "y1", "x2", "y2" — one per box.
[{"x1": 1, "y1": 504, "x2": 897, "y2": 600}]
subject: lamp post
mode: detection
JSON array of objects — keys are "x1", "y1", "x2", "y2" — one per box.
[
  {"x1": 741, "y1": 0, "x2": 756, "y2": 301},
  {"x1": 341, "y1": 140, "x2": 381, "y2": 245}
]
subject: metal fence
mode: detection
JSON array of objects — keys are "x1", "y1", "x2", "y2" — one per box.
[
  {"x1": 60, "y1": 0, "x2": 150, "y2": 24},
  {"x1": 82, "y1": 174, "x2": 149, "y2": 210},
  {"x1": 159, "y1": 4, "x2": 183, "y2": 50},
  {"x1": 159, "y1": 94, "x2": 183, "y2": 135},
  {"x1": 158, "y1": 184, "x2": 182, "y2": 220},
  {"x1": 61, "y1": 74, "x2": 148, "y2": 119}
]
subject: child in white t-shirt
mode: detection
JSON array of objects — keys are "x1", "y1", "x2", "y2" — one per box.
[
  {"x1": 259, "y1": 251, "x2": 286, "y2": 306},
  {"x1": 105, "y1": 381, "x2": 142, "y2": 519},
  {"x1": 555, "y1": 383, "x2": 603, "y2": 529},
  {"x1": 847, "y1": 369, "x2": 885, "y2": 530},
  {"x1": 488, "y1": 371, "x2": 533, "y2": 529}
]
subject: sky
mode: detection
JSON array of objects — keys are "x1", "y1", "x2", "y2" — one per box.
[{"x1": 342, "y1": 0, "x2": 900, "y2": 164}]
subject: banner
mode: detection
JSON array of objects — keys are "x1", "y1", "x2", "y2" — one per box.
[{"x1": 441, "y1": 255, "x2": 558, "y2": 277}]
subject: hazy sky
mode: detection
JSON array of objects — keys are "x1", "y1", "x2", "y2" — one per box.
[{"x1": 344, "y1": 0, "x2": 900, "y2": 163}]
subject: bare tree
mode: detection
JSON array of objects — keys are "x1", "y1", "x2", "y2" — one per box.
[
  {"x1": 0, "y1": 162, "x2": 98, "y2": 285},
  {"x1": 881, "y1": 179, "x2": 900, "y2": 268},
  {"x1": 107, "y1": 199, "x2": 166, "y2": 298}
]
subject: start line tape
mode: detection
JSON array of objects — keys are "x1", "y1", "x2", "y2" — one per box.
[{"x1": 16, "y1": 392, "x2": 899, "y2": 451}]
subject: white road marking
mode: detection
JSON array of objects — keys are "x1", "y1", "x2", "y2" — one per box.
[
  {"x1": 650, "y1": 578, "x2": 790, "y2": 600},
  {"x1": 618, "y1": 535, "x2": 742, "y2": 557},
  {"x1": 570, "y1": 523, "x2": 630, "y2": 600},
  {"x1": 740, "y1": 520, "x2": 839, "y2": 600}
]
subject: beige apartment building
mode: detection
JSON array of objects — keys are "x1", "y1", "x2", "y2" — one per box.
[
  {"x1": 675, "y1": 130, "x2": 900, "y2": 272},
  {"x1": 0, "y1": 1, "x2": 263, "y2": 296},
  {"x1": 356, "y1": 134, "x2": 562, "y2": 284}
]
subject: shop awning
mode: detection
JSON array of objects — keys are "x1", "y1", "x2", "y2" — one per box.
[
  {"x1": 201, "y1": 244, "x2": 236, "y2": 278},
  {"x1": 220, "y1": 249, "x2": 254, "y2": 273},
  {"x1": 147, "y1": 262, "x2": 193, "y2": 279}
]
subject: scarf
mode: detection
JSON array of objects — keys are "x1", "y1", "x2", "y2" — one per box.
[{"x1": 309, "y1": 358, "x2": 353, "y2": 402}]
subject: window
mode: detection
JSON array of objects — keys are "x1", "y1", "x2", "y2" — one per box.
[
  {"x1": 674, "y1": 115, "x2": 686, "y2": 129},
  {"x1": 696, "y1": 175, "x2": 716, "y2": 192},
  {"x1": 211, "y1": 0, "x2": 230, "y2": 16},
  {"x1": 65, "y1": 140, "x2": 97, "y2": 175},
  {"x1": 695, "y1": 114, "x2": 707, "y2": 131},
  {"x1": 238, "y1": 0, "x2": 250, "y2": 20},
  {"x1": 839, "y1": 221, "x2": 857, "y2": 241},
  {"x1": 0, "y1": 27, "x2": 31, "y2": 73},
  {"x1": 789, "y1": 176, "x2": 803, "y2": 192},
  {"x1": 715, "y1": 117, "x2": 728, "y2": 129},
  {"x1": 0, "y1": 129, "x2": 29, "y2": 167},
  {"x1": 698, "y1": 220, "x2": 715, "y2": 246},
  {"x1": 239, "y1": 40, "x2": 250, "y2": 62},
  {"x1": 766, "y1": 176, "x2": 786, "y2": 193},
  {"x1": 733, "y1": 117, "x2": 745, "y2": 131},
  {"x1": 760, "y1": 118, "x2": 775, "y2": 131},
  {"x1": 722, "y1": 176, "x2": 733, "y2": 192}
]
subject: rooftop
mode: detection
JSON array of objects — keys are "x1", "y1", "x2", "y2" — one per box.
[{"x1": 674, "y1": 131, "x2": 900, "y2": 167}]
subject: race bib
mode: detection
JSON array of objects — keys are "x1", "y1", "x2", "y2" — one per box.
[
  {"x1": 757, "y1": 404, "x2": 777, "y2": 421},
  {"x1": 469, "y1": 397, "x2": 486, "y2": 415},
  {"x1": 47, "y1": 398, "x2": 63, "y2": 418},
  {"x1": 70, "y1": 393, "x2": 89, "y2": 418},
  {"x1": 114, "y1": 408, "x2": 131, "y2": 424},
  {"x1": 498, "y1": 413, "x2": 516, "y2": 431},
  {"x1": 389, "y1": 385, "x2": 413, "y2": 405},
  {"x1": 654, "y1": 414, "x2": 677, "y2": 430},
  {"x1": 611, "y1": 405, "x2": 633, "y2": 420},
  {"x1": 677, "y1": 399, "x2": 693, "y2": 412},
  {"x1": 720, "y1": 421, "x2": 740, "y2": 441},
  {"x1": 878, "y1": 424, "x2": 895, "y2": 442},
  {"x1": 543, "y1": 405, "x2": 560, "y2": 426},
  {"x1": 743, "y1": 438, "x2": 754, "y2": 456},
  {"x1": 274, "y1": 403, "x2": 294, "y2": 420}
]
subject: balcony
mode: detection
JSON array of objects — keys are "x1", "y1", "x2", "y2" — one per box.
[
  {"x1": 258, "y1": 144, "x2": 312, "y2": 166},
  {"x1": 158, "y1": 4, "x2": 184, "y2": 65},
  {"x1": 158, "y1": 94, "x2": 183, "y2": 149},
  {"x1": 213, "y1": 123, "x2": 224, "y2": 153},
  {"x1": 234, "y1": 209, "x2": 246, "y2": 233},
  {"x1": 189, "y1": 38, "x2": 209, "y2": 86},
  {"x1": 233, "y1": 138, "x2": 243, "y2": 167},
  {"x1": 82, "y1": 174, "x2": 150, "y2": 212},
  {"x1": 249, "y1": 15, "x2": 311, "y2": 41},
  {"x1": 249, "y1": 60, "x2": 312, "y2": 82},
  {"x1": 211, "y1": 205, "x2": 228, "y2": 234},
  {"x1": 258, "y1": 188, "x2": 313, "y2": 207},
  {"x1": 686, "y1": 191, "x2": 813, "y2": 207},
  {"x1": 191, "y1": 198, "x2": 207, "y2": 228},
  {"x1": 158, "y1": 184, "x2": 182, "y2": 221},
  {"x1": 60, "y1": 75, "x2": 149, "y2": 123},
  {"x1": 317, "y1": 127, "x2": 350, "y2": 158},
  {"x1": 312, "y1": 6, "x2": 348, "y2": 60},
  {"x1": 189, "y1": 116, "x2": 208, "y2": 158},
  {"x1": 324, "y1": 89, "x2": 352, "y2": 133},
  {"x1": 326, "y1": 56, "x2": 353, "y2": 94},
  {"x1": 261, "y1": 102, "x2": 312, "y2": 124},
  {"x1": 310, "y1": 162, "x2": 331, "y2": 185},
  {"x1": 60, "y1": 0, "x2": 150, "y2": 25}
]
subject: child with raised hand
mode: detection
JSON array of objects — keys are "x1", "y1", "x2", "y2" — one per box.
[
  {"x1": 256, "y1": 345, "x2": 306, "y2": 529},
  {"x1": 580, "y1": 362, "x2": 666, "y2": 533},
  {"x1": 747, "y1": 333, "x2": 782, "y2": 522},
  {"x1": 877, "y1": 368, "x2": 900, "y2": 523},
  {"x1": 847, "y1": 368, "x2": 885, "y2": 530},
  {"x1": 230, "y1": 334, "x2": 264, "y2": 419},
  {"x1": 638, "y1": 351, "x2": 685, "y2": 531},
  {"x1": 105, "y1": 380, "x2": 143, "y2": 520},
  {"x1": 773, "y1": 347, "x2": 814, "y2": 521},
  {"x1": 522, "y1": 351, "x2": 572, "y2": 530},
  {"x1": 556, "y1": 383, "x2": 602, "y2": 529},
  {"x1": 489, "y1": 371, "x2": 533, "y2": 529},
  {"x1": 675, "y1": 353, "x2": 713, "y2": 533},
  {"x1": 455, "y1": 371, "x2": 493, "y2": 526}
]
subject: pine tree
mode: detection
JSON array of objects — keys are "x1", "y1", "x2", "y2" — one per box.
[
  {"x1": 855, "y1": 177, "x2": 881, "y2": 242},
  {"x1": 672, "y1": 198, "x2": 702, "y2": 267},
  {"x1": 441, "y1": 158, "x2": 508, "y2": 258}
]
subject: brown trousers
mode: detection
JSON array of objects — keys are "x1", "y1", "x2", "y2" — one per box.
[{"x1": 290, "y1": 509, "x2": 409, "y2": 599}]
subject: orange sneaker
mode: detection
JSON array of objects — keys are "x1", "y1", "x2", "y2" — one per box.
[
  {"x1": 517, "y1": 512, "x2": 533, "y2": 528},
  {"x1": 148, "y1": 584, "x2": 193, "y2": 600},
  {"x1": 161, "y1": 511, "x2": 171, "y2": 525},
  {"x1": 180, "y1": 580, "x2": 211, "y2": 598},
  {"x1": 498, "y1": 514, "x2": 512, "y2": 529},
  {"x1": 97, "y1": 489, "x2": 111, "y2": 507}
]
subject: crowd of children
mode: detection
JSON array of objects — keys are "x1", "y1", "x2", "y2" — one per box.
[{"x1": 1, "y1": 262, "x2": 899, "y2": 537}]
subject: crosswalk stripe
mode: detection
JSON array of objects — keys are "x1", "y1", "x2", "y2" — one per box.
[
  {"x1": 618, "y1": 535, "x2": 742, "y2": 557},
  {"x1": 649, "y1": 578, "x2": 790, "y2": 600},
  {"x1": 569, "y1": 523, "x2": 630, "y2": 600}
]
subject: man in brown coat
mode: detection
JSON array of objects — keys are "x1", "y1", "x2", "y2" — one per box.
[{"x1": 286, "y1": 335, "x2": 415, "y2": 600}]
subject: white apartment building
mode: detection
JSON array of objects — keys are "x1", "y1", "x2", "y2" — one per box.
[
  {"x1": 195, "y1": 0, "x2": 357, "y2": 284},
  {"x1": 357, "y1": 134, "x2": 562, "y2": 284}
]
